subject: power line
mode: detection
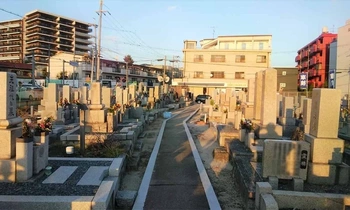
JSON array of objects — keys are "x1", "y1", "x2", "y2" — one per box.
[{"x1": 0, "y1": 8, "x2": 22, "y2": 18}]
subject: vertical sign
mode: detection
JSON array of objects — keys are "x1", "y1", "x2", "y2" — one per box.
[
  {"x1": 8, "y1": 73, "x2": 16, "y2": 119},
  {"x1": 299, "y1": 73, "x2": 308, "y2": 90},
  {"x1": 329, "y1": 69, "x2": 336, "y2": 89}
]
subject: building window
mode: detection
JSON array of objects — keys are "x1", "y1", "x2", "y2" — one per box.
[
  {"x1": 210, "y1": 71, "x2": 225, "y2": 78},
  {"x1": 242, "y1": 43, "x2": 246, "y2": 50},
  {"x1": 225, "y1": 43, "x2": 229, "y2": 49},
  {"x1": 259, "y1": 42, "x2": 264, "y2": 50},
  {"x1": 194, "y1": 55, "x2": 203, "y2": 62},
  {"x1": 235, "y1": 72, "x2": 245, "y2": 79},
  {"x1": 279, "y1": 83, "x2": 286, "y2": 88},
  {"x1": 211, "y1": 55, "x2": 225, "y2": 62},
  {"x1": 235, "y1": 55, "x2": 245, "y2": 63},
  {"x1": 194, "y1": 71, "x2": 203, "y2": 78},
  {"x1": 186, "y1": 43, "x2": 195, "y2": 49},
  {"x1": 282, "y1": 71, "x2": 287, "y2": 76},
  {"x1": 256, "y1": 55, "x2": 267, "y2": 63}
]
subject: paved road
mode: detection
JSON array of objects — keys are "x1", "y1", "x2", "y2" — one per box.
[{"x1": 143, "y1": 105, "x2": 210, "y2": 210}]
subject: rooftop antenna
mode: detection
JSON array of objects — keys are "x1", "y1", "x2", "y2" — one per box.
[
  {"x1": 211, "y1": 26, "x2": 216, "y2": 38},
  {"x1": 331, "y1": 24, "x2": 335, "y2": 33}
]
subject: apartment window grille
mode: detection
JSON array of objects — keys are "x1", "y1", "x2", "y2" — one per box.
[
  {"x1": 194, "y1": 71, "x2": 204, "y2": 78},
  {"x1": 210, "y1": 71, "x2": 225, "y2": 78},
  {"x1": 256, "y1": 55, "x2": 267, "y2": 63},
  {"x1": 235, "y1": 72, "x2": 245, "y2": 79},
  {"x1": 235, "y1": 55, "x2": 246, "y2": 63},
  {"x1": 259, "y1": 42, "x2": 264, "y2": 50},
  {"x1": 194, "y1": 55, "x2": 203, "y2": 62},
  {"x1": 211, "y1": 55, "x2": 225, "y2": 62}
]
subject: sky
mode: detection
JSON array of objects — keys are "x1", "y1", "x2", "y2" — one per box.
[{"x1": 1, "y1": 0, "x2": 349, "y2": 67}]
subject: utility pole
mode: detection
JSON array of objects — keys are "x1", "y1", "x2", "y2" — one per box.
[
  {"x1": 163, "y1": 55, "x2": 166, "y2": 95},
  {"x1": 62, "y1": 60, "x2": 66, "y2": 85},
  {"x1": 96, "y1": 0, "x2": 108, "y2": 82},
  {"x1": 172, "y1": 55, "x2": 175, "y2": 82},
  {"x1": 125, "y1": 62, "x2": 129, "y2": 88},
  {"x1": 306, "y1": 48, "x2": 310, "y2": 98},
  {"x1": 91, "y1": 47, "x2": 95, "y2": 83},
  {"x1": 90, "y1": 24, "x2": 97, "y2": 83},
  {"x1": 31, "y1": 51, "x2": 35, "y2": 87},
  {"x1": 47, "y1": 44, "x2": 51, "y2": 86}
]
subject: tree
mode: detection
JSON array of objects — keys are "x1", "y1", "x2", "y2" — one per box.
[{"x1": 123, "y1": 55, "x2": 134, "y2": 65}]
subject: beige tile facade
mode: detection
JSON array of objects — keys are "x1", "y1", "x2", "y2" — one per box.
[
  {"x1": 336, "y1": 19, "x2": 350, "y2": 98},
  {"x1": 173, "y1": 35, "x2": 272, "y2": 96}
]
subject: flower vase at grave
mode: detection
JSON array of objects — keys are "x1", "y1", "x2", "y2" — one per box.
[
  {"x1": 239, "y1": 129, "x2": 247, "y2": 142},
  {"x1": 34, "y1": 131, "x2": 49, "y2": 166},
  {"x1": 16, "y1": 136, "x2": 34, "y2": 181}
]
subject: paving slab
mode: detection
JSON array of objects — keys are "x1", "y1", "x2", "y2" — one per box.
[
  {"x1": 42, "y1": 166, "x2": 78, "y2": 184},
  {"x1": 77, "y1": 166, "x2": 109, "y2": 186}
]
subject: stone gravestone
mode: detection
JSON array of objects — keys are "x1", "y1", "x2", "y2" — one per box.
[
  {"x1": 257, "y1": 69, "x2": 282, "y2": 139},
  {"x1": 0, "y1": 72, "x2": 24, "y2": 182},
  {"x1": 305, "y1": 88, "x2": 347, "y2": 185},
  {"x1": 278, "y1": 96, "x2": 296, "y2": 137},
  {"x1": 253, "y1": 71, "x2": 263, "y2": 120}
]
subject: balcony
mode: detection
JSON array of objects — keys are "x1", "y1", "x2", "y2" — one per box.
[
  {"x1": 75, "y1": 38, "x2": 92, "y2": 44},
  {"x1": 75, "y1": 31, "x2": 90, "y2": 38},
  {"x1": 295, "y1": 55, "x2": 300, "y2": 62},
  {"x1": 26, "y1": 15, "x2": 57, "y2": 24},
  {"x1": 75, "y1": 44, "x2": 89, "y2": 51},
  {"x1": 310, "y1": 57, "x2": 318, "y2": 66}
]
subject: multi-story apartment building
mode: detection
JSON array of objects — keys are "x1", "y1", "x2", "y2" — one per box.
[
  {"x1": 295, "y1": 27, "x2": 337, "y2": 90},
  {"x1": 0, "y1": 19, "x2": 24, "y2": 63},
  {"x1": 173, "y1": 35, "x2": 272, "y2": 97},
  {"x1": 24, "y1": 10, "x2": 92, "y2": 70},
  {"x1": 336, "y1": 20, "x2": 350, "y2": 99},
  {"x1": 0, "y1": 10, "x2": 92, "y2": 72}
]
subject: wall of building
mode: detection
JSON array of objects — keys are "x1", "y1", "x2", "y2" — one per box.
[
  {"x1": 329, "y1": 40, "x2": 337, "y2": 89},
  {"x1": 275, "y1": 67, "x2": 298, "y2": 92},
  {"x1": 336, "y1": 20, "x2": 350, "y2": 98}
]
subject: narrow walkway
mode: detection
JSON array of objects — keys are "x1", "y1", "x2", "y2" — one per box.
[{"x1": 141, "y1": 105, "x2": 210, "y2": 210}]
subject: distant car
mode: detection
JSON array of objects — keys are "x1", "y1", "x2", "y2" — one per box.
[
  {"x1": 17, "y1": 85, "x2": 43, "y2": 100},
  {"x1": 195, "y1": 95, "x2": 211, "y2": 104}
]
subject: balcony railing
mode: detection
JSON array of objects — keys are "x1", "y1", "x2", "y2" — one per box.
[
  {"x1": 75, "y1": 31, "x2": 90, "y2": 38},
  {"x1": 295, "y1": 55, "x2": 300, "y2": 62},
  {"x1": 75, "y1": 44, "x2": 89, "y2": 50}
]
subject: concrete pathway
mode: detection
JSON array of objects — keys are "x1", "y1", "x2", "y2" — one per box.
[{"x1": 134, "y1": 105, "x2": 220, "y2": 210}]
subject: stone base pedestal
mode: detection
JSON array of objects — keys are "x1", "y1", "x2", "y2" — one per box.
[
  {"x1": 16, "y1": 137, "x2": 33, "y2": 182},
  {"x1": 304, "y1": 134, "x2": 344, "y2": 164},
  {"x1": 0, "y1": 126, "x2": 21, "y2": 159},
  {"x1": 81, "y1": 109, "x2": 107, "y2": 123},
  {"x1": 307, "y1": 163, "x2": 337, "y2": 185},
  {"x1": 256, "y1": 124, "x2": 283, "y2": 139}
]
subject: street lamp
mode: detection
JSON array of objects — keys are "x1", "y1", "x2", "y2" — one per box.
[{"x1": 169, "y1": 56, "x2": 180, "y2": 84}]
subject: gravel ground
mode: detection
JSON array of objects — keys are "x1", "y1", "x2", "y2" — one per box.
[{"x1": 0, "y1": 160, "x2": 112, "y2": 196}]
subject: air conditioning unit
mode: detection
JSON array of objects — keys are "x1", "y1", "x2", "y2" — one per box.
[{"x1": 262, "y1": 140, "x2": 310, "y2": 180}]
